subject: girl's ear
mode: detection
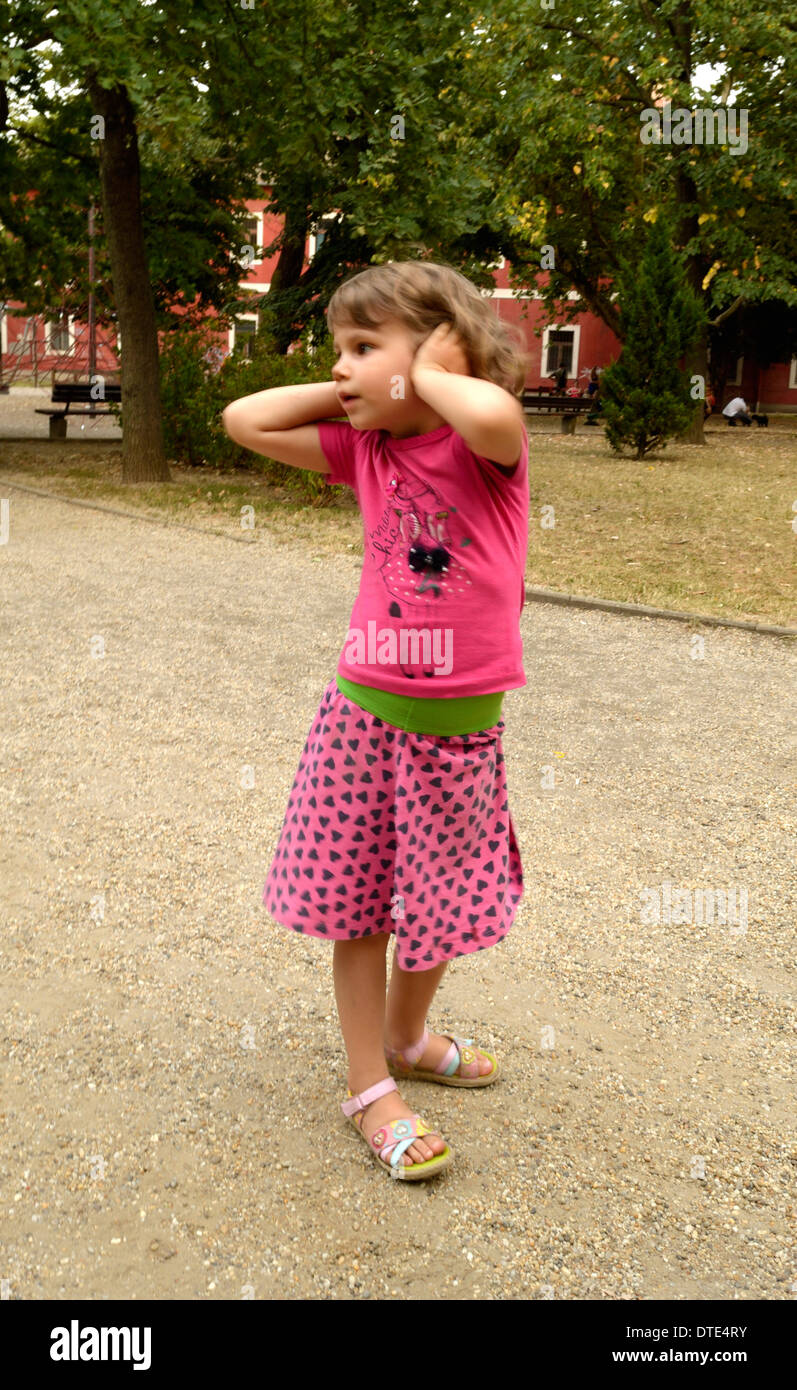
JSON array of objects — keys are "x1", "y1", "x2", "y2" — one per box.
[
  {"x1": 452, "y1": 321, "x2": 477, "y2": 376},
  {"x1": 412, "y1": 328, "x2": 428, "y2": 350}
]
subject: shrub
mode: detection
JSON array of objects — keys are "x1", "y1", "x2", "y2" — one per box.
[
  {"x1": 599, "y1": 217, "x2": 706, "y2": 459},
  {"x1": 158, "y1": 324, "x2": 338, "y2": 502}
]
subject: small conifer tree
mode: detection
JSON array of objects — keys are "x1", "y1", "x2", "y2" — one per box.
[{"x1": 599, "y1": 217, "x2": 706, "y2": 459}]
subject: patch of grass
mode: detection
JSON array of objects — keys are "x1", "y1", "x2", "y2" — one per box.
[
  {"x1": 1, "y1": 426, "x2": 794, "y2": 627},
  {"x1": 527, "y1": 428, "x2": 795, "y2": 626}
]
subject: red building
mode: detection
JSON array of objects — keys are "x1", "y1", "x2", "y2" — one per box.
[{"x1": 2, "y1": 196, "x2": 795, "y2": 413}]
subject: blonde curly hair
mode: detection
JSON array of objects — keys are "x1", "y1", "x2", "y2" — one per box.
[{"x1": 325, "y1": 260, "x2": 529, "y2": 397}]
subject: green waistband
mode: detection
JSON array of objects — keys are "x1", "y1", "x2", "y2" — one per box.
[{"x1": 335, "y1": 675, "x2": 504, "y2": 735}]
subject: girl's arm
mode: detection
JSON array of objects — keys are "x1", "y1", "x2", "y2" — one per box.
[
  {"x1": 222, "y1": 380, "x2": 343, "y2": 472},
  {"x1": 410, "y1": 325, "x2": 525, "y2": 468},
  {"x1": 223, "y1": 379, "x2": 342, "y2": 432}
]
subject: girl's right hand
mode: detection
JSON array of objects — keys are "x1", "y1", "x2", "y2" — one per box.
[{"x1": 412, "y1": 323, "x2": 472, "y2": 379}]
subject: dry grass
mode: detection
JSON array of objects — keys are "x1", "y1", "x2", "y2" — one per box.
[{"x1": 1, "y1": 420, "x2": 795, "y2": 627}]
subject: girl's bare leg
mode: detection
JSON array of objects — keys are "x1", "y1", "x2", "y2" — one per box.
[
  {"x1": 384, "y1": 957, "x2": 448, "y2": 1048},
  {"x1": 384, "y1": 955, "x2": 493, "y2": 1076},
  {"x1": 332, "y1": 934, "x2": 446, "y2": 1167}
]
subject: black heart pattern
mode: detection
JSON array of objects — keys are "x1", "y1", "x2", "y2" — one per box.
[{"x1": 263, "y1": 679, "x2": 523, "y2": 969}]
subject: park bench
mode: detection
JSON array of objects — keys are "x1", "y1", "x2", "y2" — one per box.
[
  {"x1": 35, "y1": 382, "x2": 122, "y2": 439},
  {"x1": 521, "y1": 388, "x2": 597, "y2": 434}
]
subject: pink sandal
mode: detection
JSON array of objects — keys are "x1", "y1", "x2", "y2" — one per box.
[
  {"x1": 385, "y1": 1028, "x2": 499, "y2": 1086},
  {"x1": 341, "y1": 1077, "x2": 452, "y2": 1181}
]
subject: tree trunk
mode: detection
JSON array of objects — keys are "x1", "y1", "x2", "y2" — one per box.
[
  {"x1": 263, "y1": 198, "x2": 310, "y2": 354},
  {"x1": 671, "y1": 4, "x2": 706, "y2": 446},
  {"x1": 714, "y1": 367, "x2": 729, "y2": 410},
  {"x1": 87, "y1": 76, "x2": 170, "y2": 482},
  {"x1": 681, "y1": 328, "x2": 709, "y2": 443},
  {"x1": 675, "y1": 161, "x2": 708, "y2": 445}
]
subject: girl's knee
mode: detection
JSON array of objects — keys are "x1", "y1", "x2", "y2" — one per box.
[{"x1": 334, "y1": 931, "x2": 391, "y2": 952}]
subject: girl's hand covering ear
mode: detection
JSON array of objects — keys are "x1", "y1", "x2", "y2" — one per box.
[{"x1": 412, "y1": 322, "x2": 472, "y2": 378}]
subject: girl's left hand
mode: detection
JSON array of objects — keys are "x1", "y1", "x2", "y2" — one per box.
[{"x1": 412, "y1": 322, "x2": 472, "y2": 378}]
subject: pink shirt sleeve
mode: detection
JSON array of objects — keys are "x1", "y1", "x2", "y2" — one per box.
[
  {"x1": 318, "y1": 421, "x2": 358, "y2": 487},
  {"x1": 450, "y1": 418, "x2": 529, "y2": 486}
]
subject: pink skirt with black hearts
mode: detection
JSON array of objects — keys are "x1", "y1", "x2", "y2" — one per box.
[{"x1": 263, "y1": 678, "x2": 523, "y2": 971}]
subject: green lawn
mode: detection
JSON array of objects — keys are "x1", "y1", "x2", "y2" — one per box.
[
  {"x1": 524, "y1": 423, "x2": 795, "y2": 628},
  {"x1": 1, "y1": 421, "x2": 795, "y2": 628}
]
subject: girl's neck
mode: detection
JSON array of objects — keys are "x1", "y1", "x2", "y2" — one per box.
[{"x1": 387, "y1": 404, "x2": 446, "y2": 439}]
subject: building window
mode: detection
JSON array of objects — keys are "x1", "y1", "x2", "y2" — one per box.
[
  {"x1": 241, "y1": 214, "x2": 263, "y2": 266},
  {"x1": 230, "y1": 315, "x2": 258, "y2": 358},
  {"x1": 727, "y1": 356, "x2": 743, "y2": 386},
  {"x1": 309, "y1": 214, "x2": 338, "y2": 261},
  {"x1": 542, "y1": 325, "x2": 578, "y2": 378},
  {"x1": 788, "y1": 357, "x2": 797, "y2": 390},
  {"x1": 47, "y1": 316, "x2": 73, "y2": 354}
]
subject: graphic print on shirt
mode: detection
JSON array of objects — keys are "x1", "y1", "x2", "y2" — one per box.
[{"x1": 364, "y1": 468, "x2": 473, "y2": 680}]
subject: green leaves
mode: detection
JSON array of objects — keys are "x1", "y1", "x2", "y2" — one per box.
[
  {"x1": 599, "y1": 215, "x2": 707, "y2": 457},
  {"x1": 473, "y1": 0, "x2": 795, "y2": 351},
  {"x1": 3, "y1": 0, "x2": 792, "y2": 380}
]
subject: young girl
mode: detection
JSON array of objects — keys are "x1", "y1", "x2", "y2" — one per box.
[{"x1": 223, "y1": 260, "x2": 529, "y2": 1181}]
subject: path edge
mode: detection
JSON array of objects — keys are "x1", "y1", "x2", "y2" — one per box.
[{"x1": 3, "y1": 478, "x2": 795, "y2": 640}]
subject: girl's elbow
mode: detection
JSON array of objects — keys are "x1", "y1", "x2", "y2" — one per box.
[{"x1": 222, "y1": 402, "x2": 244, "y2": 439}]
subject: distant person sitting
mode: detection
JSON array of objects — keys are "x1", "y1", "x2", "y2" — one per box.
[
  {"x1": 704, "y1": 387, "x2": 716, "y2": 419},
  {"x1": 550, "y1": 363, "x2": 568, "y2": 392},
  {"x1": 585, "y1": 373, "x2": 603, "y2": 423},
  {"x1": 587, "y1": 367, "x2": 600, "y2": 397},
  {"x1": 722, "y1": 395, "x2": 753, "y2": 426}
]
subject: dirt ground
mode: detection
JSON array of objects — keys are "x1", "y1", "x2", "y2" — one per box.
[{"x1": 0, "y1": 469, "x2": 794, "y2": 1302}]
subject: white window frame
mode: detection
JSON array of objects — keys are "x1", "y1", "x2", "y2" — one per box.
[
  {"x1": 3, "y1": 315, "x2": 38, "y2": 361},
  {"x1": 308, "y1": 214, "x2": 338, "y2": 261},
  {"x1": 46, "y1": 314, "x2": 75, "y2": 355},
  {"x1": 480, "y1": 286, "x2": 539, "y2": 299},
  {"x1": 241, "y1": 212, "x2": 264, "y2": 267},
  {"x1": 542, "y1": 324, "x2": 580, "y2": 380},
  {"x1": 228, "y1": 312, "x2": 259, "y2": 355}
]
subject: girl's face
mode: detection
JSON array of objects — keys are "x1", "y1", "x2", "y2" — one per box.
[{"x1": 331, "y1": 316, "x2": 441, "y2": 439}]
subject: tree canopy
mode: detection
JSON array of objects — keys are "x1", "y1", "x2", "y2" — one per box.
[{"x1": 0, "y1": 0, "x2": 794, "y2": 475}]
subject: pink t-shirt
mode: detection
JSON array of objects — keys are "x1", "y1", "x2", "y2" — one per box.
[{"x1": 318, "y1": 419, "x2": 529, "y2": 698}]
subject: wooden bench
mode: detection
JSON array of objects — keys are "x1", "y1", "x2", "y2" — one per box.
[
  {"x1": 521, "y1": 388, "x2": 597, "y2": 434},
  {"x1": 35, "y1": 382, "x2": 122, "y2": 439}
]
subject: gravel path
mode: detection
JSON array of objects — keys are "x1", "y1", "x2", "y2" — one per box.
[
  {"x1": 0, "y1": 386, "x2": 123, "y2": 440},
  {"x1": 1, "y1": 484, "x2": 794, "y2": 1301}
]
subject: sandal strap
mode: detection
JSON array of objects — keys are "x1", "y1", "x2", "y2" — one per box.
[
  {"x1": 437, "y1": 1034, "x2": 478, "y2": 1077},
  {"x1": 342, "y1": 1084, "x2": 440, "y2": 1169},
  {"x1": 386, "y1": 1028, "x2": 429, "y2": 1067},
  {"x1": 387, "y1": 1030, "x2": 481, "y2": 1078},
  {"x1": 341, "y1": 1076, "x2": 397, "y2": 1118},
  {"x1": 368, "y1": 1115, "x2": 433, "y2": 1168}
]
